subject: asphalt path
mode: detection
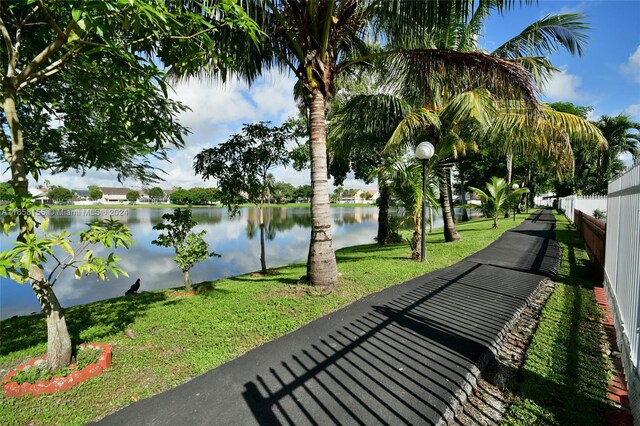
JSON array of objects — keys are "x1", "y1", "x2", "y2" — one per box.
[{"x1": 97, "y1": 209, "x2": 560, "y2": 426}]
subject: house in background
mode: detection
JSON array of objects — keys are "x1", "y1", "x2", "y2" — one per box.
[
  {"x1": 29, "y1": 187, "x2": 49, "y2": 204},
  {"x1": 99, "y1": 187, "x2": 130, "y2": 203}
]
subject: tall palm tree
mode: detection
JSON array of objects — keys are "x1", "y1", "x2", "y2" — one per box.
[
  {"x1": 226, "y1": 0, "x2": 541, "y2": 288},
  {"x1": 593, "y1": 115, "x2": 640, "y2": 193},
  {"x1": 327, "y1": 5, "x2": 591, "y2": 245}
]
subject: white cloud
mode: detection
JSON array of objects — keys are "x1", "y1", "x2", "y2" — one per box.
[
  {"x1": 621, "y1": 45, "x2": 640, "y2": 84},
  {"x1": 542, "y1": 66, "x2": 585, "y2": 102},
  {"x1": 624, "y1": 104, "x2": 640, "y2": 120}
]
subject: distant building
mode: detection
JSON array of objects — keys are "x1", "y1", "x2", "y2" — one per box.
[{"x1": 99, "y1": 187, "x2": 130, "y2": 203}]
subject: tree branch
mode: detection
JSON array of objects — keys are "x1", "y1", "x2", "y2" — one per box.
[
  {"x1": 17, "y1": 19, "x2": 74, "y2": 85},
  {"x1": 18, "y1": 47, "x2": 80, "y2": 89},
  {"x1": 0, "y1": 15, "x2": 16, "y2": 77},
  {"x1": 37, "y1": 0, "x2": 66, "y2": 40}
]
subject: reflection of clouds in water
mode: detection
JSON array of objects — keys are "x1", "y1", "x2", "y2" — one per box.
[{"x1": 1, "y1": 206, "x2": 381, "y2": 318}]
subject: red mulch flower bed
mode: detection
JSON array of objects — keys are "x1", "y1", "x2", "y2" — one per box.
[{"x1": 1, "y1": 343, "x2": 111, "y2": 398}]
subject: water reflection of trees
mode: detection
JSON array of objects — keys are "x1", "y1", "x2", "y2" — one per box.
[
  {"x1": 245, "y1": 208, "x2": 313, "y2": 240},
  {"x1": 333, "y1": 208, "x2": 377, "y2": 226}
]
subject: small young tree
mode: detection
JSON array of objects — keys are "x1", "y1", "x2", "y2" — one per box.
[
  {"x1": 469, "y1": 177, "x2": 530, "y2": 228},
  {"x1": 0, "y1": 202, "x2": 133, "y2": 371},
  {"x1": 152, "y1": 209, "x2": 219, "y2": 291},
  {"x1": 47, "y1": 186, "x2": 74, "y2": 204},
  {"x1": 126, "y1": 190, "x2": 140, "y2": 204},
  {"x1": 88, "y1": 185, "x2": 103, "y2": 202},
  {"x1": 148, "y1": 187, "x2": 165, "y2": 204},
  {"x1": 194, "y1": 122, "x2": 291, "y2": 274}
]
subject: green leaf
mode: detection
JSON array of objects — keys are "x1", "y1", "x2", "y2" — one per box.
[{"x1": 72, "y1": 9, "x2": 81, "y2": 21}]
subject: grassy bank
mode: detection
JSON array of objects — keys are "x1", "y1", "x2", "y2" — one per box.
[
  {"x1": 0, "y1": 215, "x2": 525, "y2": 425},
  {"x1": 503, "y1": 211, "x2": 612, "y2": 425}
]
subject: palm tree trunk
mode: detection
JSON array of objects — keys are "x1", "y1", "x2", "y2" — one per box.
[
  {"x1": 439, "y1": 169, "x2": 461, "y2": 242},
  {"x1": 376, "y1": 181, "x2": 390, "y2": 245},
  {"x1": 459, "y1": 165, "x2": 469, "y2": 222},
  {"x1": 5, "y1": 87, "x2": 72, "y2": 371},
  {"x1": 447, "y1": 167, "x2": 456, "y2": 223},
  {"x1": 306, "y1": 89, "x2": 337, "y2": 288},
  {"x1": 505, "y1": 148, "x2": 513, "y2": 218},
  {"x1": 182, "y1": 269, "x2": 192, "y2": 291},
  {"x1": 259, "y1": 204, "x2": 267, "y2": 274}
]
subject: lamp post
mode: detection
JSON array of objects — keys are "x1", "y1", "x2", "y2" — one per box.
[
  {"x1": 415, "y1": 141, "x2": 435, "y2": 262},
  {"x1": 512, "y1": 183, "x2": 519, "y2": 221}
]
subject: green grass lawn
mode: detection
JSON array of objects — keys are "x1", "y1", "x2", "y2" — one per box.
[
  {"x1": 0, "y1": 215, "x2": 525, "y2": 425},
  {"x1": 503, "y1": 211, "x2": 612, "y2": 426}
]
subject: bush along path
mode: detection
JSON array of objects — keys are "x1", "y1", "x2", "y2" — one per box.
[{"x1": 97, "y1": 210, "x2": 561, "y2": 426}]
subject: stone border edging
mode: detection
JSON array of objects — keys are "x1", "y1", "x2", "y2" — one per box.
[{"x1": 1, "y1": 343, "x2": 111, "y2": 398}]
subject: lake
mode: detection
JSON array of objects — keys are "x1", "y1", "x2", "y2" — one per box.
[{"x1": 0, "y1": 206, "x2": 477, "y2": 319}]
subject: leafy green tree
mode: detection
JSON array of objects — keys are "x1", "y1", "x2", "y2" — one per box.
[
  {"x1": 47, "y1": 185, "x2": 74, "y2": 204},
  {"x1": 233, "y1": 0, "x2": 542, "y2": 288},
  {"x1": 0, "y1": 182, "x2": 15, "y2": 201},
  {"x1": 195, "y1": 122, "x2": 291, "y2": 274},
  {"x1": 152, "y1": 209, "x2": 218, "y2": 291},
  {"x1": 271, "y1": 181, "x2": 296, "y2": 203},
  {"x1": 0, "y1": 212, "x2": 133, "y2": 371},
  {"x1": 88, "y1": 185, "x2": 103, "y2": 202},
  {"x1": 468, "y1": 177, "x2": 529, "y2": 228},
  {"x1": 169, "y1": 188, "x2": 190, "y2": 205},
  {"x1": 186, "y1": 187, "x2": 217, "y2": 205},
  {"x1": 147, "y1": 187, "x2": 165, "y2": 203},
  {"x1": 293, "y1": 185, "x2": 312, "y2": 202},
  {"x1": 0, "y1": 0, "x2": 257, "y2": 370},
  {"x1": 126, "y1": 190, "x2": 140, "y2": 203}
]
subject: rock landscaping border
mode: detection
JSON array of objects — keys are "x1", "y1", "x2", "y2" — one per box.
[{"x1": 1, "y1": 343, "x2": 111, "y2": 398}]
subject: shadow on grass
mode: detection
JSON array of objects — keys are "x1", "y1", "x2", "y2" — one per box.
[
  {"x1": 0, "y1": 291, "x2": 169, "y2": 357},
  {"x1": 503, "y1": 213, "x2": 610, "y2": 425}
]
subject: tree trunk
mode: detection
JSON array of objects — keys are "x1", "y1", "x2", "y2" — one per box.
[
  {"x1": 306, "y1": 90, "x2": 337, "y2": 288},
  {"x1": 459, "y1": 165, "x2": 469, "y2": 222},
  {"x1": 505, "y1": 149, "x2": 513, "y2": 218},
  {"x1": 5, "y1": 86, "x2": 73, "y2": 371},
  {"x1": 439, "y1": 169, "x2": 461, "y2": 242},
  {"x1": 30, "y1": 266, "x2": 72, "y2": 371},
  {"x1": 447, "y1": 167, "x2": 456, "y2": 223},
  {"x1": 410, "y1": 211, "x2": 421, "y2": 260},
  {"x1": 183, "y1": 269, "x2": 192, "y2": 292},
  {"x1": 259, "y1": 204, "x2": 267, "y2": 274},
  {"x1": 376, "y1": 181, "x2": 390, "y2": 245}
]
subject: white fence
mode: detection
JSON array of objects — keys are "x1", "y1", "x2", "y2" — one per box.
[
  {"x1": 604, "y1": 164, "x2": 640, "y2": 417},
  {"x1": 557, "y1": 195, "x2": 607, "y2": 223}
]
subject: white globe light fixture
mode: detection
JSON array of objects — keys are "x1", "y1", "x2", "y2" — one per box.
[
  {"x1": 414, "y1": 141, "x2": 435, "y2": 262},
  {"x1": 415, "y1": 141, "x2": 435, "y2": 160}
]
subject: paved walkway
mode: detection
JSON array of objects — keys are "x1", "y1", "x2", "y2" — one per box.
[{"x1": 98, "y1": 210, "x2": 560, "y2": 426}]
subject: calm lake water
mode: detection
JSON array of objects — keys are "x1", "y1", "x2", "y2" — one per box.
[{"x1": 0, "y1": 206, "x2": 476, "y2": 319}]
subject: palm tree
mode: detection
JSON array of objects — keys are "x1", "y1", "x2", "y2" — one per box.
[
  {"x1": 469, "y1": 177, "x2": 530, "y2": 228},
  {"x1": 327, "y1": 6, "x2": 591, "y2": 244},
  {"x1": 593, "y1": 115, "x2": 640, "y2": 193},
  {"x1": 380, "y1": 157, "x2": 439, "y2": 259},
  {"x1": 227, "y1": 0, "x2": 542, "y2": 288}
]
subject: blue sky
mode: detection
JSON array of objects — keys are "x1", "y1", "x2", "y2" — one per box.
[{"x1": 32, "y1": 0, "x2": 640, "y2": 191}]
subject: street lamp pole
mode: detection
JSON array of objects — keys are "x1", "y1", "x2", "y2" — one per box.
[{"x1": 415, "y1": 142, "x2": 435, "y2": 262}]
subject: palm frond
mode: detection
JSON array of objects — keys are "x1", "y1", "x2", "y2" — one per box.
[
  {"x1": 492, "y1": 13, "x2": 590, "y2": 58},
  {"x1": 384, "y1": 107, "x2": 441, "y2": 155}
]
